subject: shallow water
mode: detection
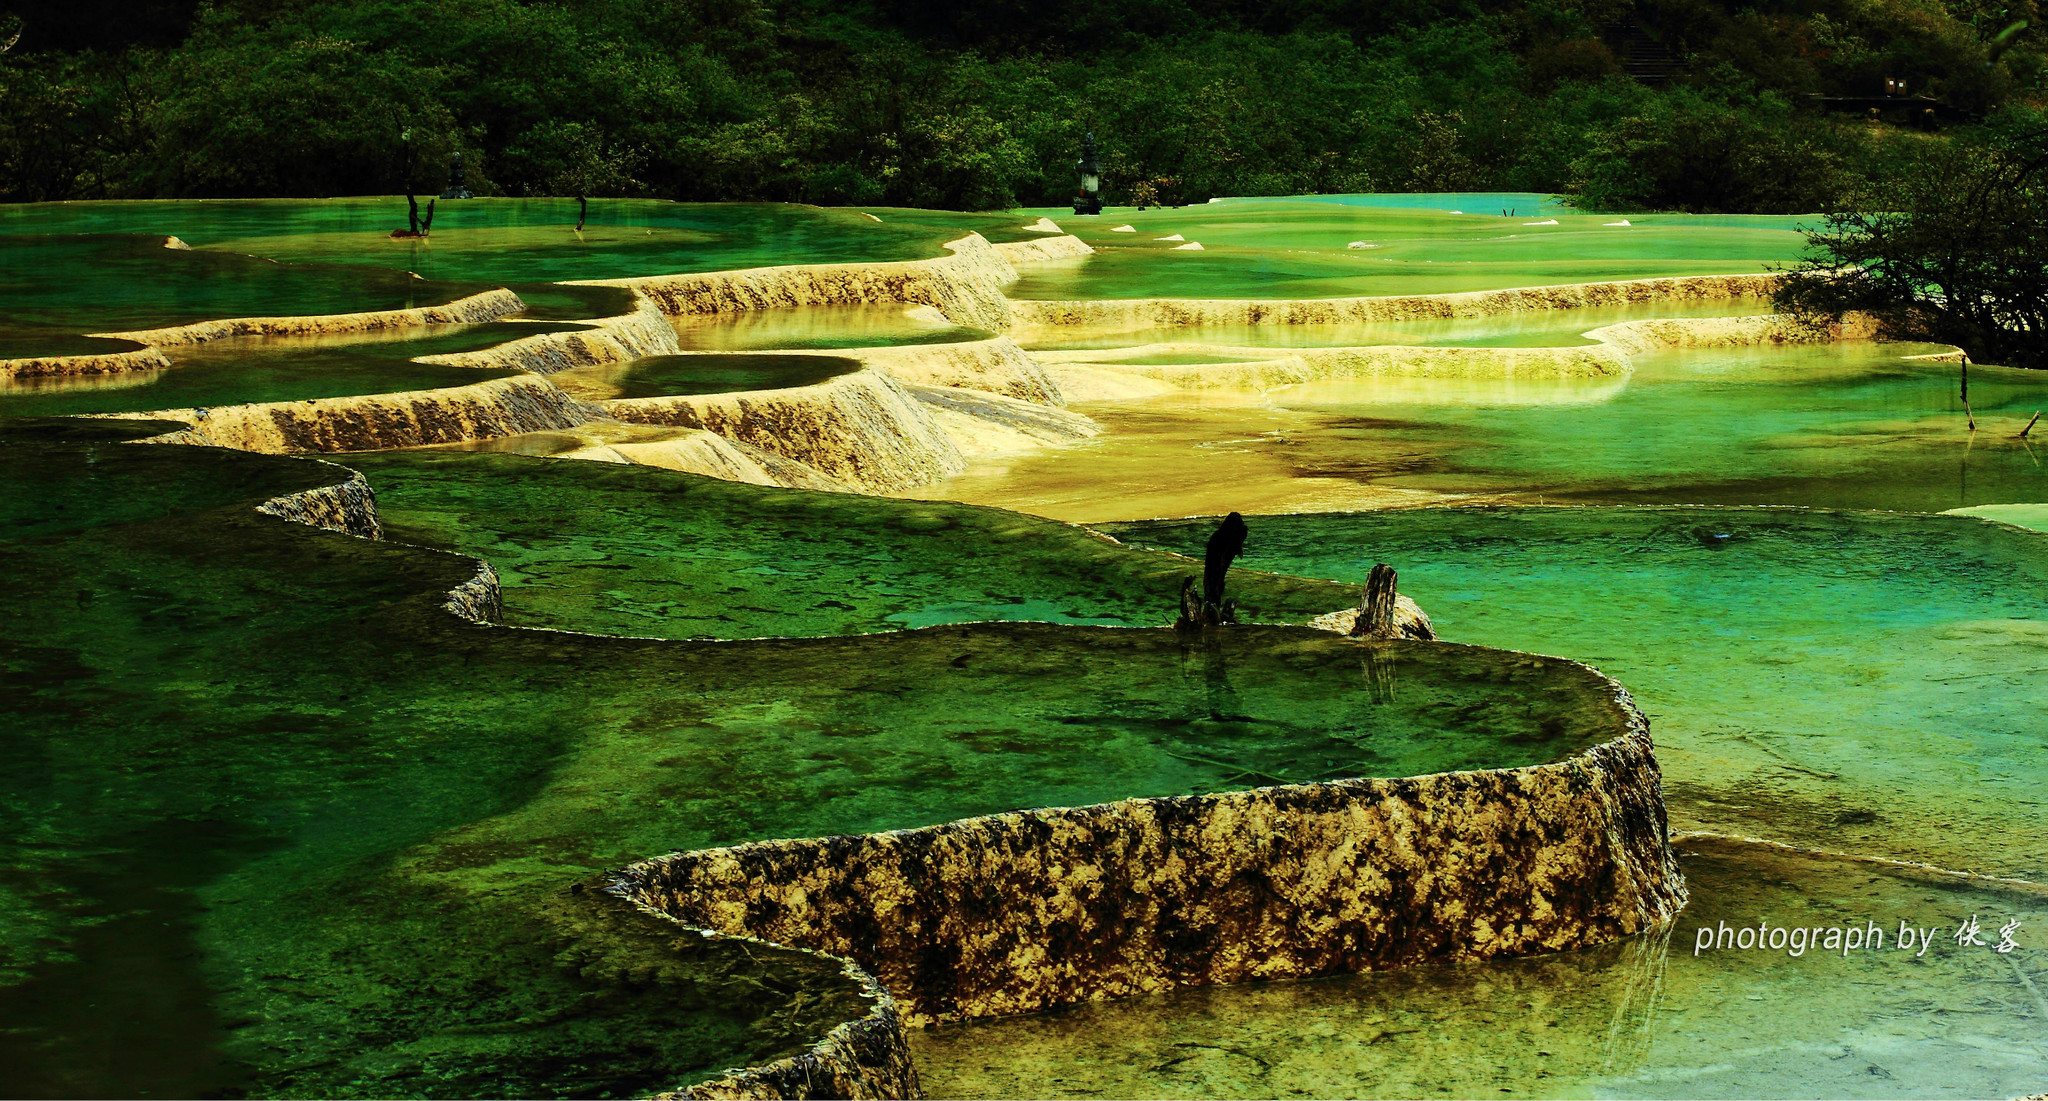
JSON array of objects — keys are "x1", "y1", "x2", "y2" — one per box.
[
  {"x1": 0, "y1": 423, "x2": 1623, "y2": 1097},
  {"x1": 548, "y1": 352, "x2": 863, "y2": 400},
  {"x1": 0, "y1": 234, "x2": 487, "y2": 349},
  {"x1": 1007, "y1": 199, "x2": 1808, "y2": 300},
  {"x1": 0, "y1": 199, "x2": 967, "y2": 284},
  {"x1": 914, "y1": 836, "x2": 2048, "y2": 1099},
  {"x1": 1106, "y1": 506, "x2": 2048, "y2": 881},
  {"x1": 0, "y1": 323, "x2": 556, "y2": 417},
  {"x1": 918, "y1": 342, "x2": 2048, "y2": 521}
]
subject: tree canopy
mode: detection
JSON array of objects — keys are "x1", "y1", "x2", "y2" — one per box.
[{"x1": 0, "y1": 0, "x2": 2043, "y2": 209}]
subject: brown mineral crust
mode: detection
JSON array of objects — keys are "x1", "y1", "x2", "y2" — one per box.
[
  {"x1": 93, "y1": 287, "x2": 526, "y2": 347},
  {"x1": 672, "y1": 991, "x2": 921, "y2": 1101},
  {"x1": 616, "y1": 668, "x2": 1683, "y2": 1026},
  {"x1": 416, "y1": 299, "x2": 683, "y2": 375},
  {"x1": 108, "y1": 375, "x2": 599, "y2": 453},
  {"x1": 1009, "y1": 272, "x2": 1784, "y2": 330},
  {"x1": 253, "y1": 464, "x2": 382, "y2": 539},
  {"x1": 576, "y1": 235, "x2": 1020, "y2": 333},
  {"x1": 0, "y1": 344, "x2": 171, "y2": 380},
  {"x1": 851, "y1": 337, "x2": 1064, "y2": 405},
  {"x1": 604, "y1": 370, "x2": 967, "y2": 493}
]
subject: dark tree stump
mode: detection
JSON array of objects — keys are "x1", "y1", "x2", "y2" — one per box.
[{"x1": 1350, "y1": 563, "x2": 1399, "y2": 638}]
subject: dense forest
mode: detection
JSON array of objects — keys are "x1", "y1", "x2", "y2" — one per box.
[{"x1": 0, "y1": 0, "x2": 2042, "y2": 211}]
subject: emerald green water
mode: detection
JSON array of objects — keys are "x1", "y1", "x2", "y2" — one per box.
[
  {"x1": 1006, "y1": 198, "x2": 1808, "y2": 300},
  {"x1": 1106, "y1": 507, "x2": 2048, "y2": 882},
  {"x1": 0, "y1": 323, "x2": 567, "y2": 417},
  {"x1": 1267, "y1": 344, "x2": 2048, "y2": 512},
  {"x1": 549, "y1": 352, "x2": 863, "y2": 401},
  {"x1": 0, "y1": 199, "x2": 968, "y2": 285},
  {"x1": 352, "y1": 450, "x2": 1382, "y2": 639},
  {"x1": 917, "y1": 835, "x2": 2048, "y2": 1099},
  {"x1": 0, "y1": 235, "x2": 486, "y2": 350},
  {"x1": 0, "y1": 421, "x2": 1621, "y2": 1097}
]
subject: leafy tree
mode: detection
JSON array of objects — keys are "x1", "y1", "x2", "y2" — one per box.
[{"x1": 1776, "y1": 119, "x2": 2048, "y2": 368}]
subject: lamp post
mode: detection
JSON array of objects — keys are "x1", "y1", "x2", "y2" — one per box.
[{"x1": 1073, "y1": 132, "x2": 1103, "y2": 215}]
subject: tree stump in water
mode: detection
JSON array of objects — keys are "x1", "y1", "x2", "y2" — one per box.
[
  {"x1": 1175, "y1": 512, "x2": 1248, "y2": 631},
  {"x1": 1349, "y1": 563, "x2": 1399, "y2": 638}
]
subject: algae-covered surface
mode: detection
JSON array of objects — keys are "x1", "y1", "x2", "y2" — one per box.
[
  {"x1": 0, "y1": 419, "x2": 1620, "y2": 1097},
  {"x1": 916, "y1": 835, "x2": 2048, "y2": 1099},
  {"x1": 1007, "y1": 197, "x2": 1808, "y2": 299},
  {"x1": 1106, "y1": 506, "x2": 2048, "y2": 882}
]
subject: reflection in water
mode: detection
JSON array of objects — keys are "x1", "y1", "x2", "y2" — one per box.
[{"x1": 913, "y1": 838, "x2": 2048, "y2": 1099}]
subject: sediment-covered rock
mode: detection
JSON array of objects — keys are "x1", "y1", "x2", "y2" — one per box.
[
  {"x1": 560, "y1": 427, "x2": 848, "y2": 492},
  {"x1": 992, "y1": 235, "x2": 1095, "y2": 264},
  {"x1": 851, "y1": 337, "x2": 1065, "y2": 404},
  {"x1": 661, "y1": 953, "x2": 921, "y2": 1101},
  {"x1": 577, "y1": 235, "x2": 1019, "y2": 332},
  {"x1": 417, "y1": 299, "x2": 682, "y2": 374},
  {"x1": 614, "y1": 650, "x2": 1684, "y2": 1025},
  {"x1": 1009, "y1": 272, "x2": 1783, "y2": 333},
  {"x1": 900, "y1": 383, "x2": 1098, "y2": 458},
  {"x1": 1037, "y1": 342, "x2": 1628, "y2": 391},
  {"x1": 93, "y1": 288, "x2": 526, "y2": 347},
  {"x1": 1306, "y1": 596, "x2": 1435, "y2": 639},
  {"x1": 444, "y1": 560, "x2": 504, "y2": 624},
  {"x1": 1585, "y1": 311, "x2": 1879, "y2": 354},
  {"x1": 0, "y1": 343, "x2": 171, "y2": 381},
  {"x1": 602, "y1": 370, "x2": 967, "y2": 493},
  {"x1": 254, "y1": 464, "x2": 383, "y2": 539},
  {"x1": 112, "y1": 374, "x2": 598, "y2": 454}
]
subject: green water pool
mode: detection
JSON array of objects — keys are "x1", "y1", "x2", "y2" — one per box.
[
  {"x1": 0, "y1": 421, "x2": 1623, "y2": 1097},
  {"x1": 0, "y1": 323, "x2": 576, "y2": 417},
  {"x1": 916, "y1": 834, "x2": 2048, "y2": 1099},
  {"x1": 548, "y1": 352, "x2": 864, "y2": 401},
  {"x1": 0, "y1": 199, "x2": 972, "y2": 285},
  {"x1": 1106, "y1": 505, "x2": 2048, "y2": 882},
  {"x1": 1006, "y1": 198, "x2": 1809, "y2": 300},
  {"x1": 0, "y1": 234, "x2": 489, "y2": 350}
]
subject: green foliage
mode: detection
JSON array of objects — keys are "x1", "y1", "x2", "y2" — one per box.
[
  {"x1": 0, "y1": 0, "x2": 2044, "y2": 209},
  {"x1": 1777, "y1": 114, "x2": 2048, "y2": 366}
]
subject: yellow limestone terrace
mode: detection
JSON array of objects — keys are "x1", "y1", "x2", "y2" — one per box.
[
  {"x1": 571, "y1": 234, "x2": 1022, "y2": 333},
  {"x1": 106, "y1": 374, "x2": 597, "y2": 454},
  {"x1": 1028, "y1": 312, "x2": 1884, "y2": 397},
  {"x1": 991, "y1": 235, "x2": 1096, "y2": 264},
  {"x1": 611, "y1": 643, "x2": 1685, "y2": 1027},
  {"x1": 0, "y1": 343, "x2": 172, "y2": 382},
  {"x1": 415, "y1": 299, "x2": 684, "y2": 375},
  {"x1": 1007, "y1": 272, "x2": 1784, "y2": 335},
  {"x1": 601, "y1": 368, "x2": 1094, "y2": 494},
  {"x1": 91, "y1": 288, "x2": 527, "y2": 347}
]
